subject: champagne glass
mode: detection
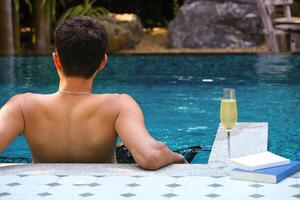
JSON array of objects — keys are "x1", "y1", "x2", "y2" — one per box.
[{"x1": 220, "y1": 88, "x2": 238, "y2": 159}]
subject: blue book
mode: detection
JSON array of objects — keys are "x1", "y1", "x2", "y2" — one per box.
[{"x1": 230, "y1": 161, "x2": 300, "y2": 184}]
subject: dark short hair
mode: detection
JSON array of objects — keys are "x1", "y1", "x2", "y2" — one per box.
[{"x1": 55, "y1": 16, "x2": 107, "y2": 79}]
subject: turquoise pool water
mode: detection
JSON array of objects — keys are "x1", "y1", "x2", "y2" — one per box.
[{"x1": 0, "y1": 54, "x2": 299, "y2": 163}]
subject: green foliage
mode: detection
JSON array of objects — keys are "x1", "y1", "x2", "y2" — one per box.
[
  {"x1": 42, "y1": 0, "x2": 67, "y2": 24},
  {"x1": 12, "y1": 0, "x2": 32, "y2": 12},
  {"x1": 172, "y1": 0, "x2": 180, "y2": 13},
  {"x1": 57, "y1": 0, "x2": 109, "y2": 25}
]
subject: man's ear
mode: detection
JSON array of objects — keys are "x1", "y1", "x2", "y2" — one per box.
[
  {"x1": 98, "y1": 54, "x2": 107, "y2": 71},
  {"x1": 52, "y1": 52, "x2": 62, "y2": 72}
]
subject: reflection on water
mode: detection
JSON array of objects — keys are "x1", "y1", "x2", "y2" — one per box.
[
  {"x1": 254, "y1": 54, "x2": 298, "y2": 81},
  {"x1": 0, "y1": 57, "x2": 15, "y2": 84}
]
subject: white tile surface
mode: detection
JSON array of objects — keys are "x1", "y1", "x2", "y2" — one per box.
[
  {"x1": 0, "y1": 174, "x2": 298, "y2": 200},
  {"x1": 96, "y1": 176, "x2": 136, "y2": 186},
  {"x1": 18, "y1": 175, "x2": 58, "y2": 185},
  {"x1": 0, "y1": 175, "x2": 20, "y2": 185},
  {"x1": 57, "y1": 175, "x2": 96, "y2": 185}
]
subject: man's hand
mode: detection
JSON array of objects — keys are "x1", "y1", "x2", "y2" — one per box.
[{"x1": 115, "y1": 94, "x2": 187, "y2": 170}]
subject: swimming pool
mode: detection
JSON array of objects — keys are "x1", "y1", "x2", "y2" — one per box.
[{"x1": 0, "y1": 54, "x2": 299, "y2": 163}]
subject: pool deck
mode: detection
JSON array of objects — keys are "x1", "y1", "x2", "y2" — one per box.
[{"x1": 0, "y1": 123, "x2": 299, "y2": 200}]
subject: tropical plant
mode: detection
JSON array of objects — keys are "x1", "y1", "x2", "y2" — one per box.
[
  {"x1": 58, "y1": 0, "x2": 109, "y2": 25},
  {"x1": 42, "y1": 0, "x2": 67, "y2": 25}
]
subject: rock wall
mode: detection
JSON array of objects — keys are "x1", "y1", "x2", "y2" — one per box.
[
  {"x1": 98, "y1": 13, "x2": 143, "y2": 52},
  {"x1": 168, "y1": 0, "x2": 264, "y2": 48}
]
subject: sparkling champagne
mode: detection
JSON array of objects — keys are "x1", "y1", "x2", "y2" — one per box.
[{"x1": 220, "y1": 99, "x2": 237, "y2": 131}]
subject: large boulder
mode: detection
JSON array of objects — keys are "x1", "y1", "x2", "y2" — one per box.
[
  {"x1": 98, "y1": 13, "x2": 143, "y2": 52},
  {"x1": 168, "y1": 0, "x2": 264, "y2": 48}
]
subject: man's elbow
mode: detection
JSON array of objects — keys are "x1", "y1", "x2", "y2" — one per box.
[
  {"x1": 137, "y1": 151, "x2": 161, "y2": 171},
  {"x1": 137, "y1": 142, "x2": 168, "y2": 171}
]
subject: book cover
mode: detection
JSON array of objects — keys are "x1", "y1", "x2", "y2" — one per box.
[
  {"x1": 230, "y1": 161, "x2": 300, "y2": 184},
  {"x1": 230, "y1": 151, "x2": 290, "y2": 171}
]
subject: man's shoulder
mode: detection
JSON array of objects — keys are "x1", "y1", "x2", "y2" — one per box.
[
  {"x1": 95, "y1": 93, "x2": 132, "y2": 101},
  {"x1": 11, "y1": 92, "x2": 49, "y2": 101},
  {"x1": 96, "y1": 93, "x2": 136, "y2": 108}
]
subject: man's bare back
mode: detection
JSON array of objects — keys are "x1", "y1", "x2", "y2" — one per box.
[
  {"x1": 19, "y1": 93, "x2": 121, "y2": 163},
  {"x1": 0, "y1": 16, "x2": 186, "y2": 170}
]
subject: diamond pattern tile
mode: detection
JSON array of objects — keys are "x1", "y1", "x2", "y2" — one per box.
[
  {"x1": 47, "y1": 182, "x2": 61, "y2": 187},
  {"x1": 121, "y1": 193, "x2": 136, "y2": 198},
  {"x1": 79, "y1": 193, "x2": 94, "y2": 197},
  {"x1": 211, "y1": 176, "x2": 224, "y2": 179},
  {"x1": 0, "y1": 192, "x2": 10, "y2": 197},
  {"x1": 249, "y1": 194, "x2": 264, "y2": 198},
  {"x1": 55, "y1": 175, "x2": 68, "y2": 177},
  {"x1": 126, "y1": 183, "x2": 140, "y2": 187},
  {"x1": 131, "y1": 175, "x2": 144, "y2": 178},
  {"x1": 7, "y1": 182, "x2": 21, "y2": 187},
  {"x1": 88, "y1": 182, "x2": 101, "y2": 187},
  {"x1": 166, "y1": 183, "x2": 181, "y2": 188},
  {"x1": 208, "y1": 183, "x2": 223, "y2": 188},
  {"x1": 293, "y1": 194, "x2": 300, "y2": 198},
  {"x1": 18, "y1": 175, "x2": 28, "y2": 177},
  {"x1": 162, "y1": 193, "x2": 178, "y2": 198},
  {"x1": 37, "y1": 192, "x2": 52, "y2": 197},
  {"x1": 93, "y1": 175, "x2": 106, "y2": 178},
  {"x1": 206, "y1": 193, "x2": 221, "y2": 198},
  {"x1": 172, "y1": 176, "x2": 184, "y2": 178},
  {"x1": 0, "y1": 174, "x2": 298, "y2": 199},
  {"x1": 249, "y1": 184, "x2": 264, "y2": 188},
  {"x1": 290, "y1": 184, "x2": 300, "y2": 188}
]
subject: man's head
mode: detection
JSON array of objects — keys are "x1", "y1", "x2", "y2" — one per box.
[{"x1": 54, "y1": 16, "x2": 108, "y2": 79}]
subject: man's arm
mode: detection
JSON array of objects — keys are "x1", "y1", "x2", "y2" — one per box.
[
  {"x1": 115, "y1": 94, "x2": 186, "y2": 171},
  {"x1": 0, "y1": 95, "x2": 25, "y2": 152}
]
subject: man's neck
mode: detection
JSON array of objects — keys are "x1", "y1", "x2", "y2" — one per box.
[{"x1": 58, "y1": 77, "x2": 93, "y2": 93}]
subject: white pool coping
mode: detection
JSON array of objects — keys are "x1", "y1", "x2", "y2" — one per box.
[
  {"x1": 1, "y1": 123, "x2": 300, "y2": 200},
  {"x1": 0, "y1": 123, "x2": 268, "y2": 176}
]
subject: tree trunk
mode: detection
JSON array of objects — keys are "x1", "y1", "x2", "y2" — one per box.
[
  {"x1": 84, "y1": 0, "x2": 90, "y2": 7},
  {"x1": 12, "y1": 5, "x2": 21, "y2": 54},
  {"x1": 0, "y1": 0, "x2": 15, "y2": 55},
  {"x1": 35, "y1": 0, "x2": 50, "y2": 55}
]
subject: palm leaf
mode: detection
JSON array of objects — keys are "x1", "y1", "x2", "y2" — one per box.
[
  {"x1": 12, "y1": 0, "x2": 20, "y2": 11},
  {"x1": 69, "y1": 5, "x2": 85, "y2": 18},
  {"x1": 57, "y1": 1, "x2": 110, "y2": 24},
  {"x1": 57, "y1": 7, "x2": 75, "y2": 25}
]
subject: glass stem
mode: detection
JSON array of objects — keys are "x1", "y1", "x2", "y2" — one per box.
[{"x1": 227, "y1": 131, "x2": 231, "y2": 159}]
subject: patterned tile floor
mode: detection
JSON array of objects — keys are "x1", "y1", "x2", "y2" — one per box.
[{"x1": 0, "y1": 175, "x2": 299, "y2": 200}]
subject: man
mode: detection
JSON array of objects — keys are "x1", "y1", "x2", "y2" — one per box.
[{"x1": 0, "y1": 16, "x2": 186, "y2": 170}]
